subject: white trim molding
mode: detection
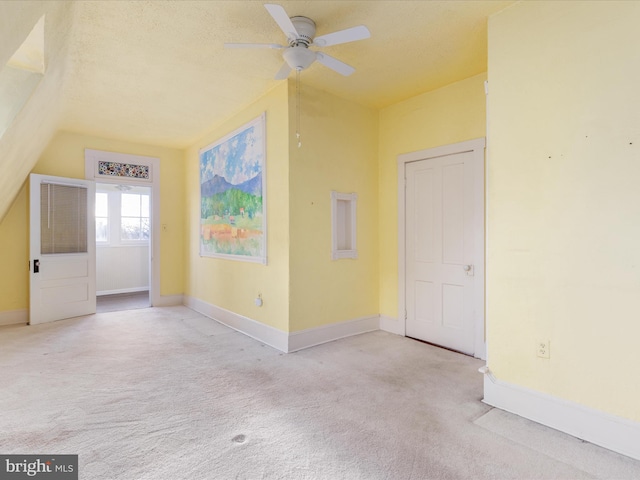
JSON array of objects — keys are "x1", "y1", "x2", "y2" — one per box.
[
  {"x1": 184, "y1": 296, "x2": 288, "y2": 352},
  {"x1": 183, "y1": 296, "x2": 380, "y2": 353},
  {"x1": 153, "y1": 294, "x2": 184, "y2": 307},
  {"x1": 482, "y1": 370, "x2": 640, "y2": 461},
  {"x1": 0, "y1": 309, "x2": 28, "y2": 326},
  {"x1": 379, "y1": 315, "x2": 404, "y2": 336},
  {"x1": 288, "y1": 315, "x2": 378, "y2": 352}
]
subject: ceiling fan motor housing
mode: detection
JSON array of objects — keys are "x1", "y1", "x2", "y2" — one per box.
[{"x1": 289, "y1": 16, "x2": 316, "y2": 46}]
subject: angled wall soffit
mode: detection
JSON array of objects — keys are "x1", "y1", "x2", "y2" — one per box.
[{"x1": 0, "y1": 15, "x2": 45, "y2": 139}]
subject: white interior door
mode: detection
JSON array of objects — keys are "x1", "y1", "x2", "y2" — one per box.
[
  {"x1": 405, "y1": 151, "x2": 477, "y2": 355},
  {"x1": 29, "y1": 174, "x2": 96, "y2": 324}
]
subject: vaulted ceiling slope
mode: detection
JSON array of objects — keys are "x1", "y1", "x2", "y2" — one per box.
[
  {"x1": 0, "y1": 1, "x2": 73, "y2": 222},
  {"x1": 0, "y1": 0, "x2": 512, "y2": 221}
]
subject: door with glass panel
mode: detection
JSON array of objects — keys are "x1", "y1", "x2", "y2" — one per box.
[{"x1": 29, "y1": 174, "x2": 96, "y2": 324}]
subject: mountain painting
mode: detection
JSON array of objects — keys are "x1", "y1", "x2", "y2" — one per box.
[{"x1": 199, "y1": 114, "x2": 266, "y2": 263}]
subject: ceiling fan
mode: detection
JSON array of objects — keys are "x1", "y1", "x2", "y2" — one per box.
[{"x1": 225, "y1": 4, "x2": 371, "y2": 79}]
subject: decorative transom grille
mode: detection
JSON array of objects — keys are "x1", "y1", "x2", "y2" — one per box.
[{"x1": 98, "y1": 161, "x2": 150, "y2": 179}]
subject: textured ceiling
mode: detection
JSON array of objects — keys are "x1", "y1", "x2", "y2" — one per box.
[{"x1": 58, "y1": 0, "x2": 514, "y2": 149}]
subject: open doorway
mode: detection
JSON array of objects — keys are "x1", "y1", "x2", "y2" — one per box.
[
  {"x1": 95, "y1": 183, "x2": 151, "y2": 313},
  {"x1": 85, "y1": 148, "x2": 161, "y2": 310}
]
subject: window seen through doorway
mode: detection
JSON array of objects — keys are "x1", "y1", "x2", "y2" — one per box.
[
  {"x1": 95, "y1": 186, "x2": 150, "y2": 245},
  {"x1": 121, "y1": 193, "x2": 150, "y2": 241},
  {"x1": 96, "y1": 192, "x2": 109, "y2": 242}
]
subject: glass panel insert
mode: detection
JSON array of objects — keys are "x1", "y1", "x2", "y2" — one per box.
[{"x1": 40, "y1": 183, "x2": 88, "y2": 254}]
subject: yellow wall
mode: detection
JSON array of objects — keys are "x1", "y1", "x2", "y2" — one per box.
[
  {"x1": 288, "y1": 83, "x2": 379, "y2": 331},
  {"x1": 488, "y1": 1, "x2": 640, "y2": 421},
  {"x1": 378, "y1": 73, "x2": 487, "y2": 319},
  {"x1": 183, "y1": 83, "x2": 290, "y2": 332},
  {"x1": 0, "y1": 185, "x2": 28, "y2": 312},
  {"x1": 0, "y1": 130, "x2": 184, "y2": 312}
]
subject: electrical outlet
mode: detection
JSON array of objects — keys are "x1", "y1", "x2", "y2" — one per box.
[{"x1": 537, "y1": 339, "x2": 550, "y2": 359}]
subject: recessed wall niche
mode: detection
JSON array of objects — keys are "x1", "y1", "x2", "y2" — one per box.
[{"x1": 331, "y1": 191, "x2": 357, "y2": 260}]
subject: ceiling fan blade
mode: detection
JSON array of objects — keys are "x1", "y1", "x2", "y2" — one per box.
[
  {"x1": 274, "y1": 62, "x2": 292, "y2": 80},
  {"x1": 315, "y1": 52, "x2": 355, "y2": 76},
  {"x1": 313, "y1": 25, "x2": 370, "y2": 47},
  {"x1": 264, "y1": 4, "x2": 299, "y2": 42},
  {"x1": 225, "y1": 43, "x2": 285, "y2": 49}
]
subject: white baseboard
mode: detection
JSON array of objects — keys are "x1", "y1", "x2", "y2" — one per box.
[
  {"x1": 183, "y1": 296, "x2": 288, "y2": 352},
  {"x1": 183, "y1": 296, "x2": 381, "y2": 353},
  {"x1": 0, "y1": 309, "x2": 28, "y2": 326},
  {"x1": 288, "y1": 315, "x2": 379, "y2": 352},
  {"x1": 154, "y1": 294, "x2": 183, "y2": 307},
  {"x1": 482, "y1": 371, "x2": 640, "y2": 461},
  {"x1": 379, "y1": 315, "x2": 404, "y2": 336},
  {"x1": 97, "y1": 287, "x2": 149, "y2": 296}
]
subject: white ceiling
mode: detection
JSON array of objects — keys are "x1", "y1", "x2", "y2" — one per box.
[{"x1": 57, "y1": 1, "x2": 514, "y2": 149}]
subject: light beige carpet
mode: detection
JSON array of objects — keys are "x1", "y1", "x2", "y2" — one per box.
[{"x1": 1, "y1": 306, "x2": 639, "y2": 479}]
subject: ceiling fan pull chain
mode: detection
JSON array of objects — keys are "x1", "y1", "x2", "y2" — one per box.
[{"x1": 296, "y1": 69, "x2": 302, "y2": 148}]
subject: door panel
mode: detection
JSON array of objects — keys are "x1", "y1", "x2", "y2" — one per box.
[
  {"x1": 40, "y1": 257, "x2": 89, "y2": 280},
  {"x1": 414, "y1": 168, "x2": 434, "y2": 263},
  {"x1": 415, "y1": 280, "x2": 434, "y2": 325},
  {"x1": 30, "y1": 174, "x2": 96, "y2": 324},
  {"x1": 442, "y1": 163, "x2": 464, "y2": 264},
  {"x1": 442, "y1": 284, "x2": 463, "y2": 329},
  {"x1": 41, "y1": 283, "x2": 89, "y2": 305},
  {"x1": 405, "y1": 152, "x2": 475, "y2": 355}
]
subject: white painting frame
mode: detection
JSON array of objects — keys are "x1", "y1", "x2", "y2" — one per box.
[{"x1": 199, "y1": 113, "x2": 267, "y2": 264}]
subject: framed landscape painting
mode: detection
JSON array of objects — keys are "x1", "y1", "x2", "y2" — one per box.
[{"x1": 199, "y1": 113, "x2": 266, "y2": 264}]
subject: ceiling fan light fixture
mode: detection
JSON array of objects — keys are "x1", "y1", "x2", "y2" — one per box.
[
  {"x1": 282, "y1": 45, "x2": 317, "y2": 71},
  {"x1": 226, "y1": 4, "x2": 370, "y2": 79}
]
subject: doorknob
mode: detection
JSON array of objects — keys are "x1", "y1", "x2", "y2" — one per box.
[
  {"x1": 463, "y1": 264, "x2": 473, "y2": 276},
  {"x1": 33, "y1": 259, "x2": 40, "y2": 273}
]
